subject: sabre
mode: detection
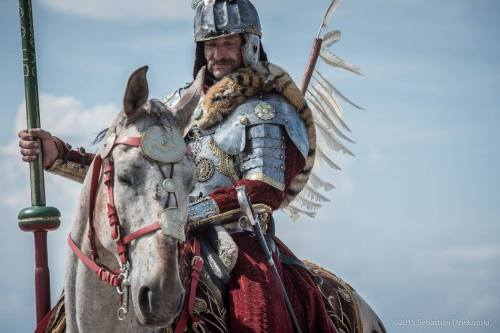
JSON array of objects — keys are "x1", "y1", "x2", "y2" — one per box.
[
  {"x1": 236, "y1": 186, "x2": 304, "y2": 333},
  {"x1": 17, "y1": 0, "x2": 61, "y2": 326}
]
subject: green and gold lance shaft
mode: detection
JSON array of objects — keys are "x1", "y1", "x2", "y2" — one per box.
[
  {"x1": 18, "y1": 0, "x2": 60, "y2": 230},
  {"x1": 19, "y1": 0, "x2": 45, "y2": 207}
]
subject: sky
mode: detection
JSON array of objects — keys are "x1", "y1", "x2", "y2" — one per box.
[{"x1": 1, "y1": 0, "x2": 499, "y2": 332}]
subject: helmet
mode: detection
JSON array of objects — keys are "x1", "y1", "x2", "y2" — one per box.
[
  {"x1": 193, "y1": 0, "x2": 262, "y2": 42},
  {"x1": 192, "y1": 0, "x2": 267, "y2": 79}
]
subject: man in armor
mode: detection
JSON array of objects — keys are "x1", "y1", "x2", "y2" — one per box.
[{"x1": 18, "y1": 1, "x2": 335, "y2": 332}]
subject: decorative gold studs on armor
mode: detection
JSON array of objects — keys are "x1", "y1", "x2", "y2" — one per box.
[
  {"x1": 195, "y1": 158, "x2": 215, "y2": 182},
  {"x1": 254, "y1": 102, "x2": 276, "y2": 120},
  {"x1": 208, "y1": 137, "x2": 239, "y2": 180},
  {"x1": 240, "y1": 116, "x2": 250, "y2": 125}
]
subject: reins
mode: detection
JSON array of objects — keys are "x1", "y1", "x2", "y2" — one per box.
[{"x1": 68, "y1": 128, "x2": 204, "y2": 326}]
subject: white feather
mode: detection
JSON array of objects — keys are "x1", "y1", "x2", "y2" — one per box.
[
  {"x1": 310, "y1": 83, "x2": 351, "y2": 133},
  {"x1": 309, "y1": 173, "x2": 335, "y2": 191},
  {"x1": 310, "y1": 82, "x2": 346, "y2": 122},
  {"x1": 304, "y1": 185, "x2": 331, "y2": 203},
  {"x1": 314, "y1": 70, "x2": 364, "y2": 110},
  {"x1": 284, "y1": 205, "x2": 317, "y2": 219},
  {"x1": 322, "y1": 30, "x2": 341, "y2": 47},
  {"x1": 320, "y1": 49, "x2": 363, "y2": 75},
  {"x1": 307, "y1": 92, "x2": 347, "y2": 139},
  {"x1": 296, "y1": 194, "x2": 323, "y2": 211},
  {"x1": 317, "y1": 147, "x2": 342, "y2": 170},
  {"x1": 315, "y1": 120, "x2": 355, "y2": 156},
  {"x1": 320, "y1": 0, "x2": 341, "y2": 30}
]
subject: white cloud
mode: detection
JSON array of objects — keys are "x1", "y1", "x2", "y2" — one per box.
[
  {"x1": 0, "y1": 94, "x2": 121, "y2": 309},
  {"x1": 10, "y1": 94, "x2": 119, "y2": 150},
  {"x1": 1, "y1": 94, "x2": 119, "y2": 208},
  {"x1": 40, "y1": 0, "x2": 192, "y2": 21},
  {"x1": 413, "y1": 245, "x2": 500, "y2": 276},
  {"x1": 435, "y1": 246, "x2": 500, "y2": 263}
]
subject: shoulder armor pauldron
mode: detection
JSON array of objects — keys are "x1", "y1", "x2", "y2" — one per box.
[
  {"x1": 213, "y1": 94, "x2": 309, "y2": 158},
  {"x1": 163, "y1": 87, "x2": 186, "y2": 109}
]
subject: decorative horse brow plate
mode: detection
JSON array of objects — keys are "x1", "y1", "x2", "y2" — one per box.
[
  {"x1": 101, "y1": 133, "x2": 117, "y2": 158},
  {"x1": 254, "y1": 101, "x2": 276, "y2": 120},
  {"x1": 141, "y1": 126, "x2": 186, "y2": 163}
]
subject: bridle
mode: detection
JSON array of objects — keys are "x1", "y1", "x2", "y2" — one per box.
[{"x1": 68, "y1": 119, "x2": 203, "y2": 325}]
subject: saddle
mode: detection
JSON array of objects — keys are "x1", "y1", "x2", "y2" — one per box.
[{"x1": 44, "y1": 208, "x2": 362, "y2": 333}]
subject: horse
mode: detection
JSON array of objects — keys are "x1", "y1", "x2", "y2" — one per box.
[
  {"x1": 63, "y1": 65, "x2": 203, "y2": 332},
  {"x1": 54, "y1": 66, "x2": 386, "y2": 333}
]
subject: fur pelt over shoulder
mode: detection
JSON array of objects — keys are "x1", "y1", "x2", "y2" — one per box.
[{"x1": 198, "y1": 62, "x2": 316, "y2": 208}]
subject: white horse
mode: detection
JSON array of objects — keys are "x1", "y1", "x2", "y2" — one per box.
[
  {"x1": 58, "y1": 66, "x2": 386, "y2": 333},
  {"x1": 64, "y1": 66, "x2": 202, "y2": 332}
]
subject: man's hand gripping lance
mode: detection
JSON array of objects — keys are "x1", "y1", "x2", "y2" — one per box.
[{"x1": 236, "y1": 186, "x2": 304, "y2": 333}]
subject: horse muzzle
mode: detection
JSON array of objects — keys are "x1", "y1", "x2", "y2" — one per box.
[{"x1": 135, "y1": 283, "x2": 185, "y2": 327}]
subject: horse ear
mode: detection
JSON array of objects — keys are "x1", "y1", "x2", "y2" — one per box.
[
  {"x1": 171, "y1": 66, "x2": 206, "y2": 130},
  {"x1": 124, "y1": 66, "x2": 149, "y2": 117}
]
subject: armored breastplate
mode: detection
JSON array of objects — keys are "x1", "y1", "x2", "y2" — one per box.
[{"x1": 187, "y1": 126, "x2": 240, "y2": 198}]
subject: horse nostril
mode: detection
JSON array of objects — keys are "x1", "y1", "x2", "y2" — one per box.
[{"x1": 139, "y1": 286, "x2": 153, "y2": 315}]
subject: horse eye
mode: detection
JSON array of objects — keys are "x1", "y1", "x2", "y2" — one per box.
[{"x1": 118, "y1": 175, "x2": 133, "y2": 186}]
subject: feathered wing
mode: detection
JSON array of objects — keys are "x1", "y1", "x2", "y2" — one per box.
[{"x1": 283, "y1": 0, "x2": 362, "y2": 220}]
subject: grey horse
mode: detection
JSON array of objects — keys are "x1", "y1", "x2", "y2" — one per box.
[{"x1": 64, "y1": 66, "x2": 201, "y2": 332}]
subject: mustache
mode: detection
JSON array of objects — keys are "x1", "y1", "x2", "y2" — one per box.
[{"x1": 208, "y1": 59, "x2": 235, "y2": 66}]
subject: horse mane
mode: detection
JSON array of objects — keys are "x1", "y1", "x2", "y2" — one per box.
[{"x1": 92, "y1": 128, "x2": 108, "y2": 145}]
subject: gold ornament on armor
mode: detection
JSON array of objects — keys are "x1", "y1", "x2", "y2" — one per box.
[
  {"x1": 254, "y1": 102, "x2": 276, "y2": 120},
  {"x1": 208, "y1": 137, "x2": 239, "y2": 181},
  {"x1": 195, "y1": 158, "x2": 215, "y2": 183}
]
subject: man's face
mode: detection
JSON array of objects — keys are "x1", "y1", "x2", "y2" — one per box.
[{"x1": 204, "y1": 34, "x2": 244, "y2": 79}]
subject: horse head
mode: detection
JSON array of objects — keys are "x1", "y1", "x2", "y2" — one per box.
[{"x1": 76, "y1": 65, "x2": 205, "y2": 329}]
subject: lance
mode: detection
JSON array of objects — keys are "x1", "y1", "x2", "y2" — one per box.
[{"x1": 17, "y1": 0, "x2": 61, "y2": 325}]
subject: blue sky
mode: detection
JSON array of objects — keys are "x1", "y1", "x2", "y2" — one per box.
[{"x1": 1, "y1": 0, "x2": 499, "y2": 332}]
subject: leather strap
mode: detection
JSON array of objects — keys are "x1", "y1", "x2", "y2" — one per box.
[
  {"x1": 103, "y1": 161, "x2": 128, "y2": 265},
  {"x1": 174, "y1": 238, "x2": 204, "y2": 333},
  {"x1": 88, "y1": 155, "x2": 103, "y2": 261},
  {"x1": 68, "y1": 133, "x2": 196, "y2": 324},
  {"x1": 122, "y1": 223, "x2": 161, "y2": 245},
  {"x1": 114, "y1": 136, "x2": 141, "y2": 147},
  {"x1": 68, "y1": 235, "x2": 122, "y2": 287}
]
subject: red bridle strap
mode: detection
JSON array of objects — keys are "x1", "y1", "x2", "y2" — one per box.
[
  {"x1": 69, "y1": 136, "x2": 166, "y2": 289},
  {"x1": 174, "y1": 238, "x2": 204, "y2": 333},
  {"x1": 87, "y1": 155, "x2": 103, "y2": 261},
  {"x1": 67, "y1": 235, "x2": 122, "y2": 287},
  {"x1": 69, "y1": 133, "x2": 203, "y2": 330},
  {"x1": 114, "y1": 136, "x2": 141, "y2": 147},
  {"x1": 122, "y1": 223, "x2": 161, "y2": 245}
]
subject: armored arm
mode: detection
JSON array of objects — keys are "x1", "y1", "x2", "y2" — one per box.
[
  {"x1": 237, "y1": 123, "x2": 286, "y2": 191},
  {"x1": 45, "y1": 137, "x2": 94, "y2": 183},
  {"x1": 188, "y1": 95, "x2": 308, "y2": 223}
]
